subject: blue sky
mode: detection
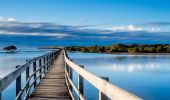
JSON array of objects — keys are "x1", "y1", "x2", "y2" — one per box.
[
  {"x1": 1, "y1": 0, "x2": 170, "y2": 26},
  {"x1": 0, "y1": 0, "x2": 170, "y2": 46}
]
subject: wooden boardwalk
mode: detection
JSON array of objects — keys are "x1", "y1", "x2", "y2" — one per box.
[
  {"x1": 29, "y1": 50, "x2": 71, "y2": 100},
  {"x1": 0, "y1": 49, "x2": 142, "y2": 100}
]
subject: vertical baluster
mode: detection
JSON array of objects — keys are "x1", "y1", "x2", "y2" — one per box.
[
  {"x1": 68, "y1": 64, "x2": 73, "y2": 91},
  {"x1": 46, "y1": 56, "x2": 49, "y2": 70},
  {"x1": 0, "y1": 92, "x2": 2, "y2": 100},
  {"x1": 49, "y1": 55, "x2": 51, "y2": 67},
  {"x1": 99, "y1": 77, "x2": 109, "y2": 100},
  {"x1": 48, "y1": 55, "x2": 50, "y2": 68},
  {"x1": 43, "y1": 57, "x2": 46, "y2": 74},
  {"x1": 51, "y1": 53, "x2": 53, "y2": 62},
  {"x1": 33, "y1": 61, "x2": 37, "y2": 88},
  {"x1": 52, "y1": 53, "x2": 54, "y2": 61},
  {"x1": 65, "y1": 53, "x2": 72, "y2": 92},
  {"x1": 16, "y1": 65, "x2": 21, "y2": 100},
  {"x1": 47, "y1": 55, "x2": 49, "y2": 69},
  {"x1": 26, "y1": 61, "x2": 30, "y2": 92},
  {"x1": 52, "y1": 53, "x2": 54, "y2": 65},
  {"x1": 78, "y1": 65, "x2": 84, "y2": 100},
  {"x1": 50, "y1": 54, "x2": 52, "y2": 67},
  {"x1": 69, "y1": 60, "x2": 73, "y2": 80},
  {"x1": 39, "y1": 59, "x2": 42, "y2": 79}
]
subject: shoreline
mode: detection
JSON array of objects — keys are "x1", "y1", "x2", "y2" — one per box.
[{"x1": 68, "y1": 51, "x2": 170, "y2": 55}]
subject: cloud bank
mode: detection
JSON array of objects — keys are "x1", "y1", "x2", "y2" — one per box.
[
  {"x1": 110, "y1": 25, "x2": 160, "y2": 32},
  {"x1": 0, "y1": 18, "x2": 170, "y2": 46},
  {"x1": 0, "y1": 16, "x2": 16, "y2": 22}
]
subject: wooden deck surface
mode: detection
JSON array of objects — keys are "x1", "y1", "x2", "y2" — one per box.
[{"x1": 29, "y1": 50, "x2": 71, "y2": 100}]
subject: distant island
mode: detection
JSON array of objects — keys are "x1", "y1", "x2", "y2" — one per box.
[
  {"x1": 3, "y1": 45, "x2": 17, "y2": 52},
  {"x1": 65, "y1": 44, "x2": 170, "y2": 54}
]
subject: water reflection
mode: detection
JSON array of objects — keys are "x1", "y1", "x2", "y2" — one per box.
[
  {"x1": 0, "y1": 57, "x2": 26, "y2": 78},
  {"x1": 111, "y1": 63, "x2": 160, "y2": 73},
  {"x1": 0, "y1": 49, "x2": 49, "y2": 78},
  {"x1": 0, "y1": 49, "x2": 50, "y2": 100},
  {"x1": 68, "y1": 52, "x2": 170, "y2": 100},
  {"x1": 1, "y1": 51, "x2": 170, "y2": 100}
]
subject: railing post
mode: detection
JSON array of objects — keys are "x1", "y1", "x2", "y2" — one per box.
[
  {"x1": 51, "y1": 53, "x2": 53, "y2": 62},
  {"x1": 0, "y1": 92, "x2": 2, "y2": 100},
  {"x1": 43, "y1": 57, "x2": 46, "y2": 74},
  {"x1": 39, "y1": 59, "x2": 42, "y2": 79},
  {"x1": 49, "y1": 55, "x2": 52, "y2": 67},
  {"x1": 48, "y1": 55, "x2": 50, "y2": 69},
  {"x1": 49, "y1": 54, "x2": 51, "y2": 66},
  {"x1": 16, "y1": 65, "x2": 21, "y2": 100},
  {"x1": 26, "y1": 60, "x2": 30, "y2": 92},
  {"x1": 52, "y1": 53, "x2": 54, "y2": 61},
  {"x1": 78, "y1": 65, "x2": 84, "y2": 100},
  {"x1": 50, "y1": 54, "x2": 53, "y2": 67},
  {"x1": 46, "y1": 56, "x2": 49, "y2": 70},
  {"x1": 68, "y1": 63, "x2": 73, "y2": 91},
  {"x1": 33, "y1": 61, "x2": 37, "y2": 88},
  {"x1": 69, "y1": 60, "x2": 73, "y2": 80},
  {"x1": 99, "y1": 77, "x2": 109, "y2": 100}
]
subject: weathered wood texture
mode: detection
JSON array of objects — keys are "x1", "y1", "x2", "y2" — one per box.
[
  {"x1": 29, "y1": 50, "x2": 71, "y2": 100},
  {"x1": 64, "y1": 51, "x2": 142, "y2": 100},
  {"x1": 0, "y1": 51, "x2": 56, "y2": 93}
]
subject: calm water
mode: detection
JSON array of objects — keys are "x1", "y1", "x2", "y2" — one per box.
[
  {"x1": 0, "y1": 49, "x2": 50, "y2": 100},
  {"x1": 1, "y1": 51, "x2": 170, "y2": 100},
  {"x1": 68, "y1": 52, "x2": 170, "y2": 100}
]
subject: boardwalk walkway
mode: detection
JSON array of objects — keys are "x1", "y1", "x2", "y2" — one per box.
[
  {"x1": 0, "y1": 49, "x2": 142, "y2": 100},
  {"x1": 29, "y1": 50, "x2": 71, "y2": 100}
]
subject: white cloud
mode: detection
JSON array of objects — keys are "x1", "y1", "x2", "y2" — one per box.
[
  {"x1": 109, "y1": 25, "x2": 160, "y2": 32},
  {"x1": 0, "y1": 16, "x2": 16, "y2": 22},
  {"x1": 0, "y1": 31, "x2": 71, "y2": 37},
  {"x1": 7, "y1": 17, "x2": 16, "y2": 22}
]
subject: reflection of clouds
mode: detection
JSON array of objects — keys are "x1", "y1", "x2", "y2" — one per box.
[
  {"x1": 0, "y1": 69, "x2": 13, "y2": 79},
  {"x1": 0, "y1": 57, "x2": 26, "y2": 78},
  {"x1": 111, "y1": 63, "x2": 161, "y2": 73},
  {"x1": 72, "y1": 52, "x2": 170, "y2": 74}
]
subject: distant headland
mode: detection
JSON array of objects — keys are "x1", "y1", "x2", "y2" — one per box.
[
  {"x1": 66, "y1": 44, "x2": 170, "y2": 54},
  {"x1": 39, "y1": 44, "x2": 170, "y2": 54}
]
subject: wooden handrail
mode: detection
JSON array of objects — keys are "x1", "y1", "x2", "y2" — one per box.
[
  {"x1": 0, "y1": 49, "x2": 61, "y2": 100},
  {"x1": 0, "y1": 51, "x2": 54, "y2": 92},
  {"x1": 65, "y1": 71, "x2": 85, "y2": 100},
  {"x1": 23, "y1": 53, "x2": 58, "y2": 100},
  {"x1": 0, "y1": 49, "x2": 142, "y2": 100},
  {"x1": 64, "y1": 50, "x2": 142, "y2": 100},
  {"x1": 15, "y1": 60, "x2": 50, "y2": 100}
]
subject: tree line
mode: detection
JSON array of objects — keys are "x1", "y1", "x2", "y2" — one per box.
[{"x1": 66, "y1": 44, "x2": 170, "y2": 53}]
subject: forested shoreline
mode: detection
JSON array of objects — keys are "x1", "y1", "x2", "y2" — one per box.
[{"x1": 65, "y1": 44, "x2": 170, "y2": 54}]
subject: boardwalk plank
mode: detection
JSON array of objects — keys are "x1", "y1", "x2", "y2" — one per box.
[{"x1": 29, "y1": 50, "x2": 71, "y2": 100}]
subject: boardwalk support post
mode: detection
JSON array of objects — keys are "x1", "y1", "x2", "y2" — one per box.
[
  {"x1": 0, "y1": 92, "x2": 2, "y2": 100},
  {"x1": 43, "y1": 57, "x2": 46, "y2": 74},
  {"x1": 26, "y1": 60, "x2": 30, "y2": 92},
  {"x1": 69, "y1": 60, "x2": 73, "y2": 80},
  {"x1": 16, "y1": 65, "x2": 21, "y2": 100},
  {"x1": 0, "y1": 50, "x2": 61, "y2": 100},
  {"x1": 78, "y1": 65, "x2": 84, "y2": 100},
  {"x1": 47, "y1": 56, "x2": 49, "y2": 70},
  {"x1": 39, "y1": 59, "x2": 42, "y2": 79},
  {"x1": 99, "y1": 77, "x2": 109, "y2": 100},
  {"x1": 33, "y1": 61, "x2": 37, "y2": 88}
]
